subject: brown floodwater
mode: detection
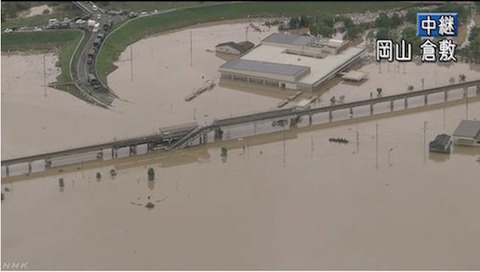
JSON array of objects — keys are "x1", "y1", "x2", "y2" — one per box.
[
  {"x1": 2, "y1": 100, "x2": 480, "y2": 270},
  {"x1": 2, "y1": 21, "x2": 480, "y2": 270}
]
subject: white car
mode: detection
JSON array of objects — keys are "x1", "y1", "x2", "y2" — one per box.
[
  {"x1": 33, "y1": 27, "x2": 43, "y2": 31},
  {"x1": 4, "y1": 28, "x2": 13, "y2": 33},
  {"x1": 97, "y1": 14, "x2": 101, "y2": 20},
  {"x1": 92, "y1": 5, "x2": 98, "y2": 11}
]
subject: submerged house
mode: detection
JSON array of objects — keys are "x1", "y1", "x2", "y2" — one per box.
[
  {"x1": 452, "y1": 120, "x2": 480, "y2": 146},
  {"x1": 215, "y1": 41, "x2": 255, "y2": 55},
  {"x1": 429, "y1": 134, "x2": 452, "y2": 154}
]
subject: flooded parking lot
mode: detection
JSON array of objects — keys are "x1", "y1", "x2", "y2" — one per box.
[{"x1": 2, "y1": 20, "x2": 480, "y2": 270}]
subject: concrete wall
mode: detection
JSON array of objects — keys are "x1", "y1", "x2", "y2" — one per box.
[{"x1": 219, "y1": 67, "x2": 299, "y2": 83}]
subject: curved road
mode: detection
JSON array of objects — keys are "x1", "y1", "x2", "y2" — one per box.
[{"x1": 71, "y1": 1, "x2": 124, "y2": 107}]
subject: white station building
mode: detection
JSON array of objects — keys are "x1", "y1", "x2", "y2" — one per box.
[{"x1": 218, "y1": 33, "x2": 366, "y2": 91}]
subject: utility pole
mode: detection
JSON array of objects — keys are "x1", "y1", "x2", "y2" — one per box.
[
  {"x1": 43, "y1": 54, "x2": 47, "y2": 97},
  {"x1": 130, "y1": 45, "x2": 133, "y2": 81},
  {"x1": 443, "y1": 105, "x2": 446, "y2": 131},
  {"x1": 310, "y1": 134, "x2": 314, "y2": 159},
  {"x1": 283, "y1": 126, "x2": 286, "y2": 168},
  {"x1": 375, "y1": 123, "x2": 379, "y2": 169},
  {"x1": 423, "y1": 121, "x2": 427, "y2": 162},
  {"x1": 356, "y1": 121, "x2": 359, "y2": 154},
  {"x1": 465, "y1": 86, "x2": 469, "y2": 120},
  {"x1": 190, "y1": 30, "x2": 193, "y2": 67}
]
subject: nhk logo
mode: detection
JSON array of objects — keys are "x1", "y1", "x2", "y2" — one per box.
[{"x1": 2, "y1": 262, "x2": 29, "y2": 270}]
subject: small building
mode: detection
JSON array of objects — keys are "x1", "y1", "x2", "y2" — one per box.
[
  {"x1": 452, "y1": 120, "x2": 480, "y2": 146},
  {"x1": 429, "y1": 134, "x2": 452, "y2": 154},
  {"x1": 215, "y1": 41, "x2": 255, "y2": 55}
]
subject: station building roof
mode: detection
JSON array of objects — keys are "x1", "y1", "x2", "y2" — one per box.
[
  {"x1": 219, "y1": 58, "x2": 310, "y2": 76},
  {"x1": 262, "y1": 33, "x2": 316, "y2": 46},
  {"x1": 240, "y1": 44, "x2": 365, "y2": 85}
]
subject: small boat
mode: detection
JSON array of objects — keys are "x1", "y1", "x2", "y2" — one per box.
[{"x1": 329, "y1": 137, "x2": 349, "y2": 144}]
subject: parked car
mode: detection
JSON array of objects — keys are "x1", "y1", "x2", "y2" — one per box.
[{"x1": 4, "y1": 28, "x2": 13, "y2": 33}]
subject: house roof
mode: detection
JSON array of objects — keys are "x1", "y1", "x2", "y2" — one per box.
[
  {"x1": 262, "y1": 33, "x2": 316, "y2": 46},
  {"x1": 219, "y1": 58, "x2": 309, "y2": 76},
  {"x1": 430, "y1": 134, "x2": 451, "y2": 147},
  {"x1": 216, "y1": 41, "x2": 254, "y2": 53},
  {"x1": 453, "y1": 120, "x2": 480, "y2": 139}
]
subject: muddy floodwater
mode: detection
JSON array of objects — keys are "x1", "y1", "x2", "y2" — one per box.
[
  {"x1": 2, "y1": 101, "x2": 480, "y2": 270},
  {"x1": 2, "y1": 20, "x2": 480, "y2": 270}
]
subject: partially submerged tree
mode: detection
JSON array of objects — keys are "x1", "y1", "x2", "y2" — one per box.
[
  {"x1": 147, "y1": 168, "x2": 155, "y2": 181},
  {"x1": 221, "y1": 147, "x2": 228, "y2": 157}
]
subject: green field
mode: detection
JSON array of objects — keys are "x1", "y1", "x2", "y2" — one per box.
[
  {"x1": 97, "y1": 1, "x2": 416, "y2": 84},
  {"x1": 96, "y1": 1, "x2": 220, "y2": 12}
]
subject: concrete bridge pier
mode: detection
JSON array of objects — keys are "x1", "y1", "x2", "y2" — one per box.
[
  {"x1": 308, "y1": 115, "x2": 313, "y2": 124},
  {"x1": 28, "y1": 161, "x2": 32, "y2": 173},
  {"x1": 5, "y1": 166, "x2": 9, "y2": 177},
  {"x1": 404, "y1": 97, "x2": 408, "y2": 108},
  {"x1": 129, "y1": 145, "x2": 137, "y2": 156},
  {"x1": 147, "y1": 143, "x2": 154, "y2": 152},
  {"x1": 45, "y1": 159, "x2": 52, "y2": 169},
  {"x1": 444, "y1": 90, "x2": 448, "y2": 101},
  {"x1": 424, "y1": 94, "x2": 428, "y2": 105},
  {"x1": 201, "y1": 133, "x2": 208, "y2": 144},
  {"x1": 329, "y1": 111, "x2": 333, "y2": 122},
  {"x1": 290, "y1": 117, "x2": 299, "y2": 126},
  {"x1": 111, "y1": 147, "x2": 118, "y2": 158},
  {"x1": 390, "y1": 100, "x2": 394, "y2": 111},
  {"x1": 476, "y1": 84, "x2": 480, "y2": 95},
  {"x1": 370, "y1": 103, "x2": 374, "y2": 115},
  {"x1": 96, "y1": 151, "x2": 103, "y2": 160},
  {"x1": 214, "y1": 128, "x2": 223, "y2": 139},
  {"x1": 349, "y1": 108, "x2": 353, "y2": 118}
]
